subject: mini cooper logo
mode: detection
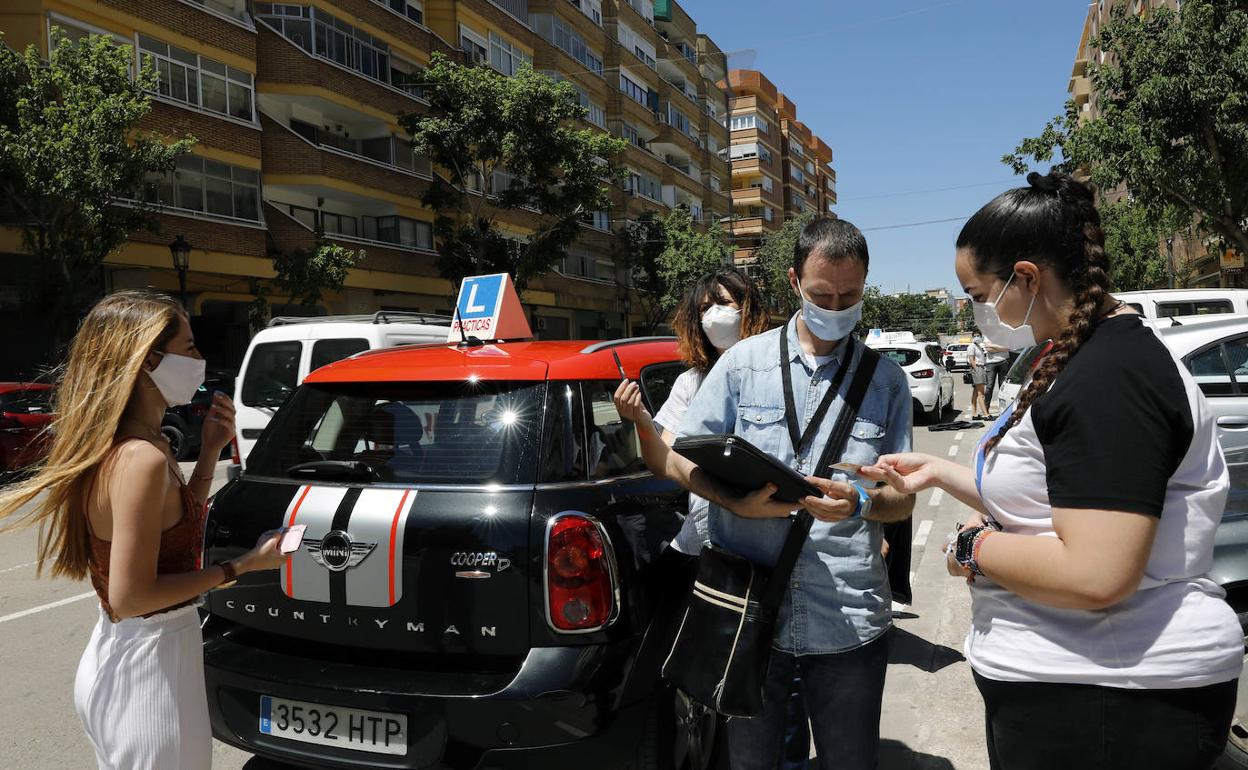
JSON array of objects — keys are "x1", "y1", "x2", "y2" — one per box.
[{"x1": 307, "y1": 530, "x2": 376, "y2": 572}]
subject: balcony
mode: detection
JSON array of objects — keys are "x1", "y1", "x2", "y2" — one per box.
[
  {"x1": 1071, "y1": 75, "x2": 1092, "y2": 106},
  {"x1": 255, "y1": 20, "x2": 428, "y2": 120},
  {"x1": 98, "y1": 0, "x2": 255, "y2": 60},
  {"x1": 138, "y1": 99, "x2": 262, "y2": 158},
  {"x1": 127, "y1": 211, "x2": 267, "y2": 257},
  {"x1": 260, "y1": 114, "x2": 432, "y2": 196},
  {"x1": 263, "y1": 201, "x2": 439, "y2": 277}
]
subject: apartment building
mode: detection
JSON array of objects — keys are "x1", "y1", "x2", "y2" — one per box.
[
  {"x1": 0, "y1": 0, "x2": 729, "y2": 372},
  {"x1": 719, "y1": 68, "x2": 836, "y2": 262},
  {"x1": 1068, "y1": 0, "x2": 1234, "y2": 288}
]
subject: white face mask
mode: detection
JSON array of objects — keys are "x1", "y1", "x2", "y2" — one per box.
[
  {"x1": 147, "y1": 351, "x2": 206, "y2": 407},
  {"x1": 972, "y1": 273, "x2": 1037, "y2": 351},
  {"x1": 798, "y1": 281, "x2": 862, "y2": 342},
  {"x1": 701, "y1": 304, "x2": 742, "y2": 350}
]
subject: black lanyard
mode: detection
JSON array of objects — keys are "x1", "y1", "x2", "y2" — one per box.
[{"x1": 778, "y1": 319, "x2": 856, "y2": 457}]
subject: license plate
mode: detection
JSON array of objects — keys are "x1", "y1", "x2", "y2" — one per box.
[{"x1": 259, "y1": 695, "x2": 407, "y2": 755}]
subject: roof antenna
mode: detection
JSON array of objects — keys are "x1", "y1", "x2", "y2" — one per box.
[{"x1": 452, "y1": 280, "x2": 484, "y2": 348}]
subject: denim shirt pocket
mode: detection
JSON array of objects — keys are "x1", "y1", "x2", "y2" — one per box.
[
  {"x1": 839, "y1": 417, "x2": 888, "y2": 468},
  {"x1": 737, "y1": 405, "x2": 788, "y2": 458}
]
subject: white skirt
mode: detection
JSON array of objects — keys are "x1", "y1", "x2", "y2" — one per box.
[{"x1": 73, "y1": 603, "x2": 212, "y2": 770}]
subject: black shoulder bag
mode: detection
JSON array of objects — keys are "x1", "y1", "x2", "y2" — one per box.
[{"x1": 661, "y1": 326, "x2": 880, "y2": 718}]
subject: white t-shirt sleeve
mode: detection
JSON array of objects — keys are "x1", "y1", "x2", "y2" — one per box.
[{"x1": 653, "y1": 368, "x2": 703, "y2": 437}]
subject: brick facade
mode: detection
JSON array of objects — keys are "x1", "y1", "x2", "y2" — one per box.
[
  {"x1": 129, "y1": 212, "x2": 267, "y2": 257},
  {"x1": 101, "y1": 0, "x2": 256, "y2": 61},
  {"x1": 140, "y1": 100, "x2": 262, "y2": 158}
]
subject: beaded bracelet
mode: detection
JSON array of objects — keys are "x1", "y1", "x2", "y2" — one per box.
[{"x1": 968, "y1": 529, "x2": 995, "y2": 576}]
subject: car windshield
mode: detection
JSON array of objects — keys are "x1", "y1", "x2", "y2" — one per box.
[
  {"x1": 1004, "y1": 342, "x2": 1053, "y2": 385},
  {"x1": 246, "y1": 380, "x2": 546, "y2": 486},
  {"x1": 0, "y1": 388, "x2": 52, "y2": 414},
  {"x1": 878, "y1": 348, "x2": 922, "y2": 367}
]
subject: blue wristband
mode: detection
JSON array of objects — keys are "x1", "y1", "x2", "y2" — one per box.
[{"x1": 851, "y1": 482, "x2": 869, "y2": 518}]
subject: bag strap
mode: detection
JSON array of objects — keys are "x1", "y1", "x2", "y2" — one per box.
[{"x1": 758, "y1": 344, "x2": 882, "y2": 616}]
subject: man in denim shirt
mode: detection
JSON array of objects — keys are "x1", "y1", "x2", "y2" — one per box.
[{"x1": 626, "y1": 219, "x2": 915, "y2": 770}]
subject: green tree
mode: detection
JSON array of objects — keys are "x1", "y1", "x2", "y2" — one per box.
[
  {"x1": 400, "y1": 53, "x2": 627, "y2": 292},
  {"x1": 0, "y1": 30, "x2": 192, "y2": 343},
  {"x1": 956, "y1": 301, "x2": 977, "y2": 335},
  {"x1": 248, "y1": 239, "x2": 365, "y2": 330},
  {"x1": 752, "y1": 213, "x2": 812, "y2": 316},
  {"x1": 1004, "y1": 0, "x2": 1248, "y2": 257},
  {"x1": 613, "y1": 211, "x2": 667, "y2": 334},
  {"x1": 1099, "y1": 198, "x2": 1169, "y2": 291},
  {"x1": 614, "y1": 206, "x2": 730, "y2": 333}
]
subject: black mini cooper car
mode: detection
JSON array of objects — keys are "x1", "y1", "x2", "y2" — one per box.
[{"x1": 201, "y1": 338, "x2": 717, "y2": 769}]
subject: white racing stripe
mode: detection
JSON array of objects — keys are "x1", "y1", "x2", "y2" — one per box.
[
  {"x1": 929, "y1": 488, "x2": 945, "y2": 506},
  {"x1": 0, "y1": 591, "x2": 95, "y2": 625},
  {"x1": 912, "y1": 520, "x2": 934, "y2": 547},
  {"x1": 947, "y1": 444, "x2": 960, "y2": 457}
]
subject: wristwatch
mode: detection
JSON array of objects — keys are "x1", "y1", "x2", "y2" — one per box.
[{"x1": 851, "y1": 482, "x2": 871, "y2": 519}]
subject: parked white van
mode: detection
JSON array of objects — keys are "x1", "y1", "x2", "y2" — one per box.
[
  {"x1": 1115, "y1": 289, "x2": 1248, "y2": 320},
  {"x1": 234, "y1": 312, "x2": 451, "y2": 462}
]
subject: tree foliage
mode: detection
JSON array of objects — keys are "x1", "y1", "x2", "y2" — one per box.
[
  {"x1": 1004, "y1": 0, "x2": 1248, "y2": 256},
  {"x1": 614, "y1": 206, "x2": 730, "y2": 334},
  {"x1": 0, "y1": 30, "x2": 192, "y2": 342},
  {"x1": 1099, "y1": 198, "x2": 1169, "y2": 291},
  {"x1": 859, "y1": 289, "x2": 967, "y2": 340},
  {"x1": 248, "y1": 239, "x2": 364, "y2": 330},
  {"x1": 400, "y1": 53, "x2": 628, "y2": 292},
  {"x1": 752, "y1": 213, "x2": 813, "y2": 316}
]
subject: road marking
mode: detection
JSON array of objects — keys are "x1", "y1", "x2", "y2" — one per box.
[
  {"x1": 0, "y1": 591, "x2": 95, "y2": 626},
  {"x1": 954, "y1": 431, "x2": 965, "y2": 441},
  {"x1": 912, "y1": 520, "x2": 934, "y2": 547},
  {"x1": 929, "y1": 488, "x2": 945, "y2": 506},
  {"x1": 947, "y1": 444, "x2": 960, "y2": 457},
  {"x1": 0, "y1": 561, "x2": 36, "y2": 574}
]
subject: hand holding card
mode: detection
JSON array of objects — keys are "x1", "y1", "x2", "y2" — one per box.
[{"x1": 278, "y1": 525, "x2": 306, "y2": 554}]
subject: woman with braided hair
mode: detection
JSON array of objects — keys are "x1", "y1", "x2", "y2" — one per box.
[{"x1": 860, "y1": 172, "x2": 1240, "y2": 769}]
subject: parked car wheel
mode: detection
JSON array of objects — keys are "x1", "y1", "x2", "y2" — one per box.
[
  {"x1": 643, "y1": 685, "x2": 723, "y2": 770},
  {"x1": 161, "y1": 423, "x2": 188, "y2": 461}
]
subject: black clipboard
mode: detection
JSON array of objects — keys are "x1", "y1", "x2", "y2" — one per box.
[{"x1": 672, "y1": 434, "x2": 820, "y2": 504}]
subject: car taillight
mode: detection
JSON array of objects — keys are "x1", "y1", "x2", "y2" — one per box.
[
  {"x1": 545, "y1": 513, "x2": 616, "y2": 632},
  {"x1": 229, "y1": 435, "x2": 241, "y2": 465},
  {"x1": 911, "y1": 368, "x2": 935, "y2": 379}
]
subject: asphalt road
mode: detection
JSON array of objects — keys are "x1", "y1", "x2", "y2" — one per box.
[{"x1": 0, "y1": 380, "x2": 994, "y2": 769}]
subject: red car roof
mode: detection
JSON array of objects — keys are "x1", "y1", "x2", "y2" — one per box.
[
  {"x1": 0, "y1": 382, "x2": 52, "y2": 393},
  {"x1": 304, "y1": 338, "x2": 683, "y2": 384}
]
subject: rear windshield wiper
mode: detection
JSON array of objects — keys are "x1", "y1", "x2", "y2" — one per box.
[{"x1": 285, "y1": 460, "x2": 378, "y2": 481}]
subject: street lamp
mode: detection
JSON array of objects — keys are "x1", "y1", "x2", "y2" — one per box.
[
  {"x1": 1165, "y1": 236, "x2": 1176, "y2": 289},
  {"x1": 169, "y1": 234, "x2": 191, "y2": 309}
]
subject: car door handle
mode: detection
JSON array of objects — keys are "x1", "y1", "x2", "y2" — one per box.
[{"x1": 1216, "y1": 416, "x2": 1248, "y2": 429}]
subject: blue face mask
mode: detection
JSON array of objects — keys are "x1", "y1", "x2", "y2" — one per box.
[{"x1": 798, "y1": 281, "x2": 863, "y2": 342}]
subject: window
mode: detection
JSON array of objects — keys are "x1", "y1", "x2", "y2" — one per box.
[
  {"x1": 806, "y1": 160, "x2": 815, "y2": 174},
  {"x1": 749, "y1": 176, "x2": 773, "y2": 192},
  {"x1": 247, "y1": 380, "x2": 545, "y2": 485},
  {"x1": 640, "y1": 363, "x2": 686, "y2": 416},
  {"x1": 143, "y1": 155, "x2": 260, "y2": 221},
  {"x1": 530, "y1": 14, "x2": 603, "y2": 75},
  {"x1": 460, "y1": 25, "x2": 488, "y2": 65},
  {"x1": 729, "y1": 143, "x2": 758, "y2": 160},
  {"x1": 763, "y1": 206, "x2": 774, "y2": 222},
  {"x1": 311, "y1": 338, "x2": 369, "y2": 371},
  {"x1": 585, "y1": 381, "x2": 644, "y2": 479},
  {"x1": 791, "y1": 167, "x2": 805, "y2": 184},
  {"x1": 585, "y1": 100, "x2": 606, "y2": 128},
  {"x1": 390, "y1": 58, "x2": 425, "y2": 99},
  {"x1": 489, "y1": 32, "x2": 531, "y2": 76},
  {"x1": 138, "y1": 35, "x2": 256, "y2": 122},
  {"x1": 619, "y1": 72, "x2": 648, "y2": 105},
  {"x1": 540, "y1": 382, "x2": 587, "y2": 482},
  {"x1": 621, "y1": 123, "x2": 644, "y2": 147},
  {"x1": 567, "y1": 0, "x2": 603, "y2": 26},
  {"x1": 241, "y1": 341, "x2": 303, "y2": 408},
  {"x1": 626, "y1": 169, "x2": 661, "y2": 201},
  {"x1": 668, "y1": 105, "x2": 691, "y2": 135},
  {"x1": 789, "y1": 141, "x2": 805, "y2": 158},
  {"x1": 1158, "y1": 299, "x2": 1234, "y2": 318},
  {"x1": 582, "y1": 210, "x2": 610, "y2": 230},
  {"x1": 709, "y1": 175, "x2": 721, "y2": 192},
  {"x1": 1187, "y1": 343, "x2": 1238, "y2": 397},
  {"x1": 618, "y1": 23, "x2": 657, "y2": 69},
  {"x1": 730, "y1": 113, "x2": 767, "y2": 133},
  {"x1": 375, "y1": 0, "x2": 423, "y2": 24},
  {"x1": 362, "y1": 215, "x2": 434, "y2": 250}
]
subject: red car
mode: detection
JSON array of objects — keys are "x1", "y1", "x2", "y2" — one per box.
[{"x1": 0, "y1": 383, "x2": 54, "y2": 475}]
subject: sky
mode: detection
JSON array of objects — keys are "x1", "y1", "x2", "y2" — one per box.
[{"x1": 682, "y1": 0, "x2": 1090, "y2": 297}]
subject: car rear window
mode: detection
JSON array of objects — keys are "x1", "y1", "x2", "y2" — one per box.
[
  {"x1": 247, "y1": 380, "x2": 545, "y2": 486},
  {"x1": 0, "y1": 388, "x2": 51, "y2": 414},
  {"x1": 1005, "y1": 343, "x2": 1052, "y2": 385},
  {"x1": 310, "y1": 338, "x2": 369, "y2": 371},
  {"x1": 878, "y1": 348, "x2": 921, "y2": 367},
  {"x1": 241, "y1": 341, "x2": 302, "y2": 408}
]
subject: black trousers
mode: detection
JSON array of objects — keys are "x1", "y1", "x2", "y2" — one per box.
[{"x1": 973, "y1": 671, "x2": 1236, "y2": 770}]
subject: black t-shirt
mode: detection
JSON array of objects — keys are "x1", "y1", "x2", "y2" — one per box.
[{"x1": 1030, "y1": 315, "x2": 1194, "y2": 516}]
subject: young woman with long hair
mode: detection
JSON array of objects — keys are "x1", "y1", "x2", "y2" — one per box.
[
  {"x1": 617, "y1": 265, "x2": 771, "y2": 553},
  {"x1": 860, "y1": 173, "x2": 1241, "y2": 769},
  {"x1": 0, "y1": 291, "x2": 287, "y2": 769}
]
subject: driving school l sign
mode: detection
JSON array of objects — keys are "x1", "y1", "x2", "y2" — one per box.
[{"x1": 448, "y1": 273, "x2": 533, "y2": 343}]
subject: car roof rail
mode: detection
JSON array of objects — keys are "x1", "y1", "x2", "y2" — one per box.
[
  {"x1": 268, "y1": 311, "x2": 453, "y2": 327},
  {"x1": 580, "y1": 336, "x2": 678, "y2": 354}
]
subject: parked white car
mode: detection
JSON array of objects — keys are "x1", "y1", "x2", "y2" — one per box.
[
  {"x1": 994, "y1": 315, "x2": 1248, "y2": 465},
  {"x1": 866, "y1": 337, "x2": 955, "y2": 423},
  {"x1": 1116, "y1": 288, "x2": 1248, "y2": 321},
  {"x1": 235, "y1": 312, "x2": 451, "y2": 462},
  {"x1": 944, "y1": 343, "x2": 971, "y2": 371}
]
